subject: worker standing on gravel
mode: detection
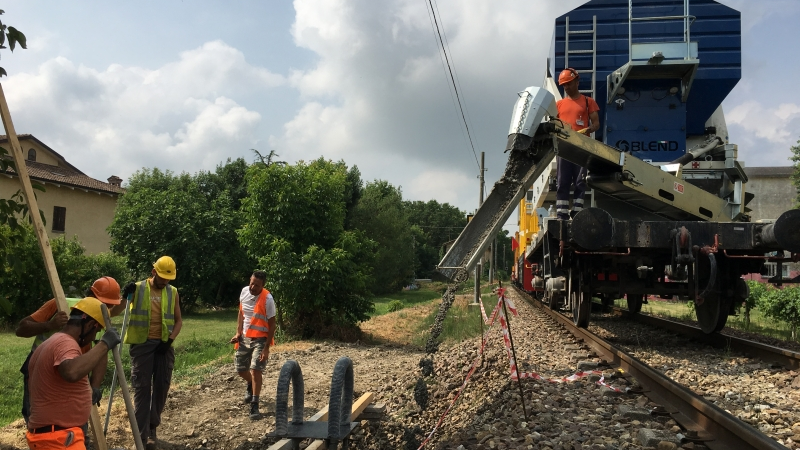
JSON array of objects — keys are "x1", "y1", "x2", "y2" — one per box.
[
  {"x1": 26, "y1": 298, "x2": 121, "y2": 450},
  {"x1": 229, "y1": 270, "x2": 277, "y2": 420},
  {"x1": 16, "y1": 276, "x2": 126, "y2": 429},
  {"x1": 124, "y1": 256, "x2": 183, "y2": 450},
  {"x1": 555, "y1": 67, "x2": 600, "y2": 220}
]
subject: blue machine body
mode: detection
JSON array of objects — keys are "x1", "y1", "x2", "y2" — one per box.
[{"x1": 550, "y1": 0, "x2": 741, "y2": 162}]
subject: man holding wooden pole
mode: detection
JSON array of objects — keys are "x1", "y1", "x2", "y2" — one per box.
[
  {"x1": 16, "y1": 276, "x2": 126, "y2": 429},
  {"x1": 26, "y1": 298, "x2": 121, "y2": 450}
]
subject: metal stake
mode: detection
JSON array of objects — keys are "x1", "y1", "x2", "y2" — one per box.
[
  {"x1": 100, "y1": 304, "x2": 143, "y2": 450},
  {"x1": 104, "y1": 297, "x2": 131, "y2": 434},
  {"x1": 499, "y1": 280, "x2": 529, "y2": 422}
]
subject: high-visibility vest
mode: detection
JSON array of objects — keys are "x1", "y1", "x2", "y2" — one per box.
[
  {"x1": 30, "y1": 298, "x2": 82, "y2": 352},
  {"x1": 243, "y1": 289, "x2": 271, "y2": 338},
  {"x1": 123, "y1": 280, "x2": 177, "y2": 344}
]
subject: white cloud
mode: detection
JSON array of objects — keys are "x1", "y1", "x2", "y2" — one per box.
[
  {"x1": 3, "y1": 41, "x2": 284, "y2": 181},
  {"x1": 274, "y1": 0, "x2": 585, "y2": 212},
  {"x1": 728, "y1": 101, "x2": 800, "y2": 144},
  {"x1": 718, "y1": 0, "x2": 800, "y2": 31},
  {"x1": 726, "y1": 100, "x2": 800, "y2": 166},
  {"x1": 406, "y1": 169, "x2": 475, "y2": 208}
]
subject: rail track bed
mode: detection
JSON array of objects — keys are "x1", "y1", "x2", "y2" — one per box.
[{"x1": 515, "y1": 286, "x2": 800, "y2": 449}]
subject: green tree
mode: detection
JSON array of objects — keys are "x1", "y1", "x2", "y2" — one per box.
[
  {"x1": 239, "y1": 158, "x2": 375, "y2": 337},
  {"x1": 743, "y1": 280, "x2": 770, "y2": 330},
  {"x1": 108, "y1": 164, "x2": 252, "y2": 310},
  {"x1": 349, "y1": 180, "x2": 415, "y2": 293},
  {"x1": 791, "y1": 138, "x2": 800, "y2": 208},
  {"x1": 0, "y1": 224, "x2": 130, "y2": 321},
  {"x1": 404, "y1": 200, "x2": 466, "y2": 279},
  {"x1": 0, "y1": 10, "x2": 29, "y2": 229},
  {"x1": 758, "y1": 286, "x2": 800, "y2": 340}
]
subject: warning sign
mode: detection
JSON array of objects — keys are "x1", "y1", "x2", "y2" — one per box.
[{"x1": 674, "y1": 181, "x2": 684, "y2": 194}]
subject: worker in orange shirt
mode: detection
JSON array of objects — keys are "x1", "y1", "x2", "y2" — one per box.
[
  {"x1": 16, "y1": 276, "x2": 126, "y2": 430},
  {"x1": 555, "y1": 68, "x2": 600, "y2": 220},
  {"x1": 25, "y1": 297, "x2": 121, "y2": 450}
]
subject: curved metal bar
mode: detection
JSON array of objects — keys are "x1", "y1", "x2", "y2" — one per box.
[
  {"x1": 327, "y1": 356, "x2": 354, "y2": 442},
  {"x1": 274, "y1": 360, "x2": 305, "y2": 436}
]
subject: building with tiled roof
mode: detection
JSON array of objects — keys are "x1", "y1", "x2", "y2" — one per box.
[{"x1": 0, "y1": 134, "x2": 124, "y2": 253}]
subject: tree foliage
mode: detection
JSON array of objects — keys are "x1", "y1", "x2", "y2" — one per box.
[
  {"x1": 239, "y1": 158, "x2": 375, "y2": 337},
  {"x1": 0, "y1": 11, "x2": 32, "y2": 231},
  {"x1": 108, "y1": 162, "x2": 253, "y2": 310},
  {"x1": 758, "y1": 285, "x2": 800, "y2": 340},
  {"x1": 0, "y1": 224, "x2": 130, "y2": 320},
  {"x1": 404, "y1": 200, "x2": 466, "y2": 279},
  {"x1": 349, "y1": 180, "x2": 415, "y2": 293},
  {"x1": 743, "y1": 280, "x2": 769, "y2": 330}
]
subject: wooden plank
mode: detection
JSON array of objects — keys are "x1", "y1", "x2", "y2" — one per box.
[
  {"x1": 0, "y1": 83, "x2": 108, "y2": 450},
  {"x1": 267, "y1": 393, "x2": 374, "y2": 450}
]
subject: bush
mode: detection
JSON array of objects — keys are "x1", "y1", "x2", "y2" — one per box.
[
  {"x1": 0, "y1": 224, "x2": 131, "y2": 322},
  {"x1": 388, "y1": 300, "x2": 404, "y2": 312},
  {"x1": 758, "y1": 285, "x2": 800, "y2": 340}
]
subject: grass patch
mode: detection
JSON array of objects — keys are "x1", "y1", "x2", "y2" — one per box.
[
  {"x1": 413, "y1": 285, "x2": 504, "y2": 347},
  {"x1": 371, "y1": 288, "x2": 441, "y2": 317},
  {"x1": 611, "y1": 297, "x2": 800, "y2": 341},
  {"x1": 0, "y1": 308, "x2": 256, "y2": 428}
]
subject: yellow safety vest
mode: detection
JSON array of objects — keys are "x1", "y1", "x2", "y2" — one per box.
[
  {"x1": 30, "y1": 297, "x2": 82, "y2": 352},
  {"x1": 123, "y1": 280, "x2": 177, "y2": 344}
]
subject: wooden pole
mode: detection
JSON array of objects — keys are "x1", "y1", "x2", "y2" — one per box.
[
  {"x1": 0, "y1": 83, "x2": 108, "y2": 450},
  {"x1": 100, "y1": 304, "x2": 144, "y2": 450}
]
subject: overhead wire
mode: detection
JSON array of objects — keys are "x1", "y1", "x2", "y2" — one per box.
[{"x1": 424, "y1": 0, "x2": 481, "y2": 172}]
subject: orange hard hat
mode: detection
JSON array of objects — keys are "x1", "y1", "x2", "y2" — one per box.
[
  {"x1": 90, "y1": 276, "x2": 121, "y2": 305},
  {"x1": 558, "y1": 68, "x2": 580, "y2": 86}
]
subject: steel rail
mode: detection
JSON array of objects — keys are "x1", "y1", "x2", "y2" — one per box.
[
  {"x1": 610, "y1": 306, "x2": 800, "y2": 370},
  {"x1": 513, "y1": 287, "x2": 785, "y2": 450}
]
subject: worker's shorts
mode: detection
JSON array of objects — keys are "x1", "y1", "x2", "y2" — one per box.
[
  {"x1": 26, "y1": 426, "x2": 84, "y2": 450},
  {"x1": 235, "y1": 337, "x2": 268, "y2": 372}
]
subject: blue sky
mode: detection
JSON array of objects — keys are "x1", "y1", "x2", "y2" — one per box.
[{"x1": 2, "y1": 0, "x2": 798, "y2": 224}]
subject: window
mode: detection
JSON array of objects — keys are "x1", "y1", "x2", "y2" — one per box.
[
  {"x1": 27, "y1": 148, "x2": 36, "y2": 161},
  {"x1": 52, "y1": 206, "x2": 66, "y2": 233},
  {"x1": 763, "y1": 262, "x2": 789, "y2": 279}
]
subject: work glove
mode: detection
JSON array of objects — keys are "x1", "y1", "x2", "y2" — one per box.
[
  {"x1": 123, "y1": 282, "x2": 137, "y2": 300},
  {"x1": 100, "y1": 328, "x2": 121, "y2": 350},
  {"x1": 92, "y1": 387, "x2": 103, "y2": 406},
  {"x1": 155, "y1": 338, "x2": 174, "y2": 355}
]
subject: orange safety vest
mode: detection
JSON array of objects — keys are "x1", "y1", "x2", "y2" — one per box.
[{"x1": 244, "y1": 289, "x2": 270, "y2": 338}]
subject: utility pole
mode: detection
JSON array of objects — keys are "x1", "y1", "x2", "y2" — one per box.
[{"x1": 475, "y1": 152, "x2": 485, "y2": 304}]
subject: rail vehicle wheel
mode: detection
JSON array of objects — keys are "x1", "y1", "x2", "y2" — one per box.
[
  {"x1": 572, "y1": 290, "x2": 591, "y2": 328},
  {"x1": 695, "y1": 292, "x2": 729, "y2": 334},
  {"x1": 626, "y1": 294, "x2": 643, "y2": 314}
]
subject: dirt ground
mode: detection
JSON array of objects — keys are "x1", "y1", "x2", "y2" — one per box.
[{"x1": 0, "y1": 296, "x2": 458, "y2": 450}]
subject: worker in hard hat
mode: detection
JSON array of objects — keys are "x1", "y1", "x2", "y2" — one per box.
[
  {"x1": 229, "y1": 270, "x2": 277, "y2": 420},
  {"x1": 16, "y1": 276, "x2": 126, "y2": 428},
  {"x1": 123, "y1": 256, "x2": 183, "y2": 450},
  {"x1": 25, "y1": 297, "x2": 121, "y2": 450},
  {"x1": 555, "y1": 67, "x2": 600, "y2": 220}
]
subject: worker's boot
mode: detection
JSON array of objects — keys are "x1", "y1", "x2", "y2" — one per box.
[
  {"x1": 243, "y1": 383, "x2": 253, "y2": 404},
  {"x1": 249, "y1": 401, "x2": 261, "y2": 420},
  {"x1": 146, "y1": 427, "x2": 158, "y2": 450}
]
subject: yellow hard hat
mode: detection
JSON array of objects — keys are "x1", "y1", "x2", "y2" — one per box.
[
  {"x1": 153, "y1": 256, "x2": 177, "y2": 280},
  {"x1": 71, "y1": 297, "x2": 106, "y2": 329}
]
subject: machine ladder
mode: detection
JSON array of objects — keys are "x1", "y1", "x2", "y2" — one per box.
[{"x1": 564, "y1": 15, "x2": 597, "y2": 99}]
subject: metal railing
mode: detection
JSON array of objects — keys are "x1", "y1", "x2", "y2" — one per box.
[{"x1": 628, "y1": 0, "x2": 696, "y2": 61}]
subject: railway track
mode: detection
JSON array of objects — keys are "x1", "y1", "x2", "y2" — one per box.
[
  {"x1": 513, "y1": 285, "x2": 788, "y2": 450},
  {"x1": 607, "y1": 304, "x2": 800, "y2": 370}
]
